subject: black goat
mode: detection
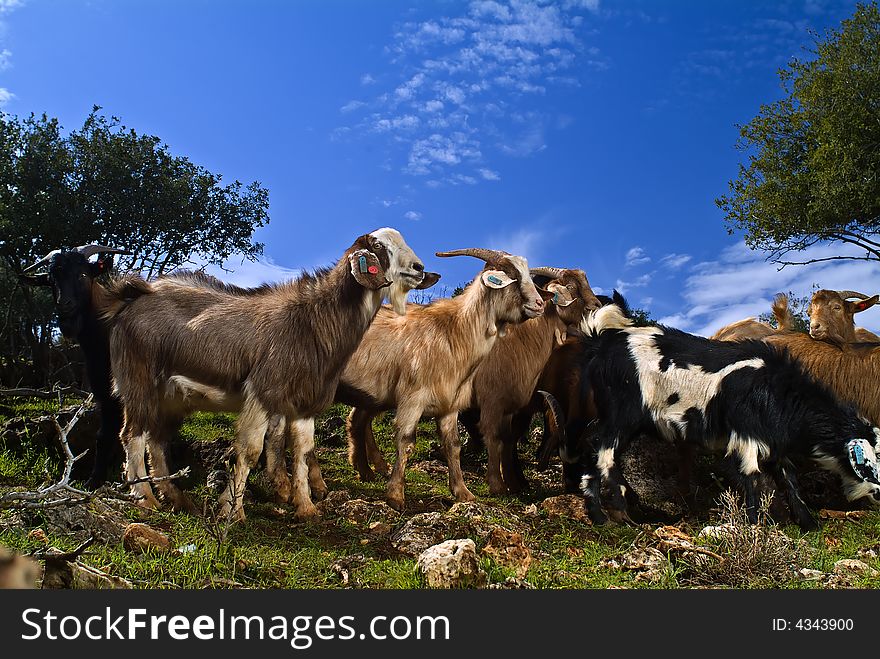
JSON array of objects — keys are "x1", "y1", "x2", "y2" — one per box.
[
  {"x1": 543, "y1": 303, "x2": 880, "y2": 531},
  {"x1": 20, "y1": 245, "x2": 129, "y2": 488}
]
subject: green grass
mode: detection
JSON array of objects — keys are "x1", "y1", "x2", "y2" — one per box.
[{"x1": 2, "y1": 399, "x2": 880, "y2": 589}]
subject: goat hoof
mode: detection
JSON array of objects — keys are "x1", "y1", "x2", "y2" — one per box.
[
  {"x1": 295, "y1": 505, "x2": 321, "y2": 522},
  {"x1": 172, "y1": 495, "x2": 200, "y2": 516},
  {"x1": 455, "y1": 488, "x2": 476, "y2": 503},
  {"x1": 357, "y1": 469, "x2": 378, "y2": 483},
  {"x1": 488, "y1": 482, "x2": 508, "y2": 496},
  {"x1": 387, "y1": 496, "x2": 405, "y2": 512},
  {"x1": 311, "y1": 486, "x2": 329, "y2": 502}
]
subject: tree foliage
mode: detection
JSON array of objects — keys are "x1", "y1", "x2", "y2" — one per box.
[
  {"x1": 0, "y1": 107, "x2": 270, "y2": 385},
  {"x1": 717, "y1": 2, "x2": 880, "y2": 266}
]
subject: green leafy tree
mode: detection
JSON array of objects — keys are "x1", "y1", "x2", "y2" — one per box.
[
  {"x1": 717, "y1": 2, "x2": 880, "y2": 266},
  {"x1": 0, "y1": 108, "x2": 270, "y2": 385}
]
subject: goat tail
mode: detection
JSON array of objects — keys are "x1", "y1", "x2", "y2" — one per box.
[
  {"x1": 772, "y1": 293, "x2": 794, "y2": 331},
  {"x1": 92, "y1": 274, "x2": 153, "y2": 322}
]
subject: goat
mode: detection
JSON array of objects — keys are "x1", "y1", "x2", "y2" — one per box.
[
  {"x1": 96, "y1": 228, "x2": 434, "y2": 520},
  {"x1": 553, "y1": 303, "x2": 880, "y2": 530},
  {"x1": 328, "y1": 247, "x2": 546, "y2": 511},
  {"x1": 348, "y1": 267, "x2": 601, "y2": 495},
  {"x1": 457, "y1": 268, "x2": 600, "y2": 494},
  {"x1": 20, "y1": 245, "x2": 130, "y2": 488},
  {"x1": 806, "y1": 289, "x2": 880, "y2": 344}
]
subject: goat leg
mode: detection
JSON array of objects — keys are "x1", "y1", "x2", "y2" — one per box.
[
  {"x1": 288, "y1": 418, "x2": 321, "y2": 521},
  {"x1": 122, "y1": 420, "x2": 161, "y2": 510},
  {"x1": 386, "y1": 406, "x2": 422, "y2": 511},
  {"x1": 219, "y1": 395, "x2": 270, "y2": 522},
  {"x1": 347, "y1": 408, "x2": 381, "y2": 481},
  {"x1": 439, "y1": 413, "x2": 475, "y2": 503},
  {"x1": 264, "y1": 415, "x2": 291, "y2": 504}
]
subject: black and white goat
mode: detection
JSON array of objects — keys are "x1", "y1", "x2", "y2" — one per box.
[
  {"x1": 20, "y1": 245, "x2": 129, "y2": 487},
  {"x1": 545, "y1": 303, "x2": 880, "y2": 531}
]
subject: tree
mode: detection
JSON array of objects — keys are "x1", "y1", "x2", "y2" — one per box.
[
  {"x1": 716, "y1": 2, "x2": 880, "y2": 267},
  {"x1": 0, "y1": 108, "x2": 270, "y2": 385}
]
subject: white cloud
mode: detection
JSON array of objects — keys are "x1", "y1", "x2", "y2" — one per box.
[
  {"x1": 202, "y1": 257, "x2": 301, "y2": 289},
  {"x1": 360, "y1": 73, "x2": 376, "y2": 85},
  {"x1": 336, "y1": 0, "x2": 601, "y2": 186},
  {"x1": 489, "y1": 226, "x2": 543, "y2": 261},
  {"x1": 625, "y1": 246, "x2": 651, "y2": 268},
  {"x1": 0, "y1": 0, "x2": 22, "y2": 13},
  {"x1": 615, "y1": 273, "x2": 651, "y2": 294},
  {"x1": 404, "y1": 210, "x2": 422, "y2": 221},
  {"x1": 374, "y1": 115, "x2": 420, "y2": 132},
  {"x1": 405, "y1": 132, "x2": 481, "y2": 175},
  {"x1": 340, "y1": 100, "x2": 366, "y2": 113},
  {"x1": 662, "y1": 240, "x2": 880, "y2": 337},
  {"x1": 479, "y1": 168, "x2": 500, "y2": 181},
  {"x1": 660, "y1": 253, "x2": 691, "y2": 270},
  {"x1": 0, "y1": 88, "x2": 14, "y2": 106}
]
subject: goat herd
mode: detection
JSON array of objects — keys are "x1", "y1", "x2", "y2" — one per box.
[{"x1": 17, "y1": 229, "x2": 880, "y2": 533}]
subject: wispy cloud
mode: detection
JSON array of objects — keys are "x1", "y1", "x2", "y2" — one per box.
[
  {"x1": 660, "y1": 253, "x2": 691, "y2": 270},
  {"x1": 625, "y1": 246, "x2": 650, "y2": 268},
  {"x1": 0, "y1": 88, "x2": 13, "y2": 106},
  {"x1": 0, "y1": 0, "x2": 22, "y2": 14},
  {"x1": 335, "y1": 0, "x2": 603, "y2": 186},
  {"x1": 658, "y1": 241, "x2": 880, "y2": 337},
  {"x1": 0, "y1": 0, "x2": 20, "y2": 102},
  {"x1": 203, "y1": 257, "x2": 302, "y2": 288},
  {"x1": 404, "y1": 210, "x2": 422, "y2": 221},
  {"x1": 615, "y1": 273, "x2": 652, "y2": 295}
]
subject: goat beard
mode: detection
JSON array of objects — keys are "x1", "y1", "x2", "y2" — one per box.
[{"x1": 386, "y1": 278, "x2": 409, "y2": 316}]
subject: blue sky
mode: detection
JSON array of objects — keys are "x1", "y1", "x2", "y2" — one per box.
[{"x1": 2, "y1": 0, "x2": 879, "y2": 335}]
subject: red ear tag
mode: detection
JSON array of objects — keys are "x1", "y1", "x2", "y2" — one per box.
[
  {"x1": 368, "y1": 265, "x2": 379, "y2": 275},
  {"x1": 857, "y1": 302, "x2": 868, "y2": 311}
]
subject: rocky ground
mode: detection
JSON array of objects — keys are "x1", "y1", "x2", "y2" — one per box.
[{"x1": 1, "y1": 399, "x2": 879, "y2": 589}]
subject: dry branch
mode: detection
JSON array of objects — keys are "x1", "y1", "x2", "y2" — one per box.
[{"x1": 0, "y1": 394, "x2": 189, "y2": 510}]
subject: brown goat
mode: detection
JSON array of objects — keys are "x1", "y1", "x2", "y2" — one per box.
[
  {"x1": 330, "y1": 248, "x2": 547, "y2": 511},
  {"x1": 807, "y1": 289, "x2": 879, "y2": 344},
  {"x1": 97, "y1": 228, "x2": 434, "y2": 520},
  {"x1": 348, "y1": 268, "x2": 601, "y2": 495}
]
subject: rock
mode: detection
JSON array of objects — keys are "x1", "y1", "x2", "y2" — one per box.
[
  {"x1": 447, "y1": 501, "x2": 497, "y2": 539},
  {"x1": 391, "y1": 512, "x2": 452, "y2": 557},
  {"x1": 857, "y1": 544, "x2": 880, "y2": 560},
  {"x1": 797, "y1": 568, "x2": 826, "y2": 581},
  {"x1": 41, "y1": 551, "x2": 131, "y2": 590},
  {"x1": 368, "y1": 521, "x2": 393, "y2": 536},
  {"x1": 819, "y1": 509, "x2": 869, "y2": 520},
  {"x1": 603, "y1": 547, "x2": 670, "y2": 583},
  {"x1": 523, "y1": 503, "x2": 538, "y2": 517},
  {"x1": 620, "y1": 547, "x2": 668, "y2": 572},
  {"x1": 481, "y1": 527, "x2": 532, "y2": 578},
  {"x1": 337, "y1": 499, "x2": 400, "y2": 525},
  {"x1": 316, "y1": 490, "x2": 351, "y2": 515},
  {"x1": 833, "y1": 559, "x2": 879, "y2": 578},
  {"x1": 122, "y1": 523, "x2": 171, "y2": 554},
  {"x1": 488, "y1": 577, "x2": 535, "y2": 589},
  {"x1": 0, "y1": 545, "x2": 41, "y2": 589},
  {"x1": 416, "y1": 539, "x2": 487, "y2": 589},
  {"x1": 540, "y1": 494, "x2": 589, "y2": 522},
  {"x1": 34, "y1": 498, "x2": 131, "y2": 544}
]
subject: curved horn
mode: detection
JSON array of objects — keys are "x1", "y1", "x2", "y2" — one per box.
[
  {"x1": 836, "y1": 290, "x2": 872, "y2": 301},
  {"x1": 74, "y1": 244, "x2": 132, "y2": 259},
  {"x1": 530, "y1": 267, "x2": 567, "y2": 279},
  {"x1": 435, "y1": 248, "x2": 509, "y2": 263},
  {"x1": 21, "y1": 249, "x2": 62, "y2": 273}
]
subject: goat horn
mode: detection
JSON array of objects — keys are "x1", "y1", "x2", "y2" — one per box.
[
  {"x1": 74, "y1": 244, "x2": 132, "y2": 259},
  {"x1": 530, "y1": 267, "x2": 567, "y2": 279},
  {"x1": 21, "y1": 249, "x2": 62, "y2": 273},
  {"x1": 435, "y1": 248, "x2": 509, "y2": 263},
  {"x1": 836, "y1": 290, "x2": 872, "y2": 301}
]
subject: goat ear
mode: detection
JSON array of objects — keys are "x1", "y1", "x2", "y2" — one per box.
[
  {"x1": 349, "y1": 249, "x2": 389, "y2": 289},
  {"x1": 481, "y1": 269, "x2": 515, "y2": 289},
  {"x1": 18, "y1": 273, "x2": 50, "y2": 287},
  {"x1": 852, "y1": 295, "x2": 880, "y2": 313},
  {"x1": 545, "y1": 282, "x2": 575, "y2": 307},
  {"x1": 414, "y1": 271, "x2": 441, "y2": 290}
]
